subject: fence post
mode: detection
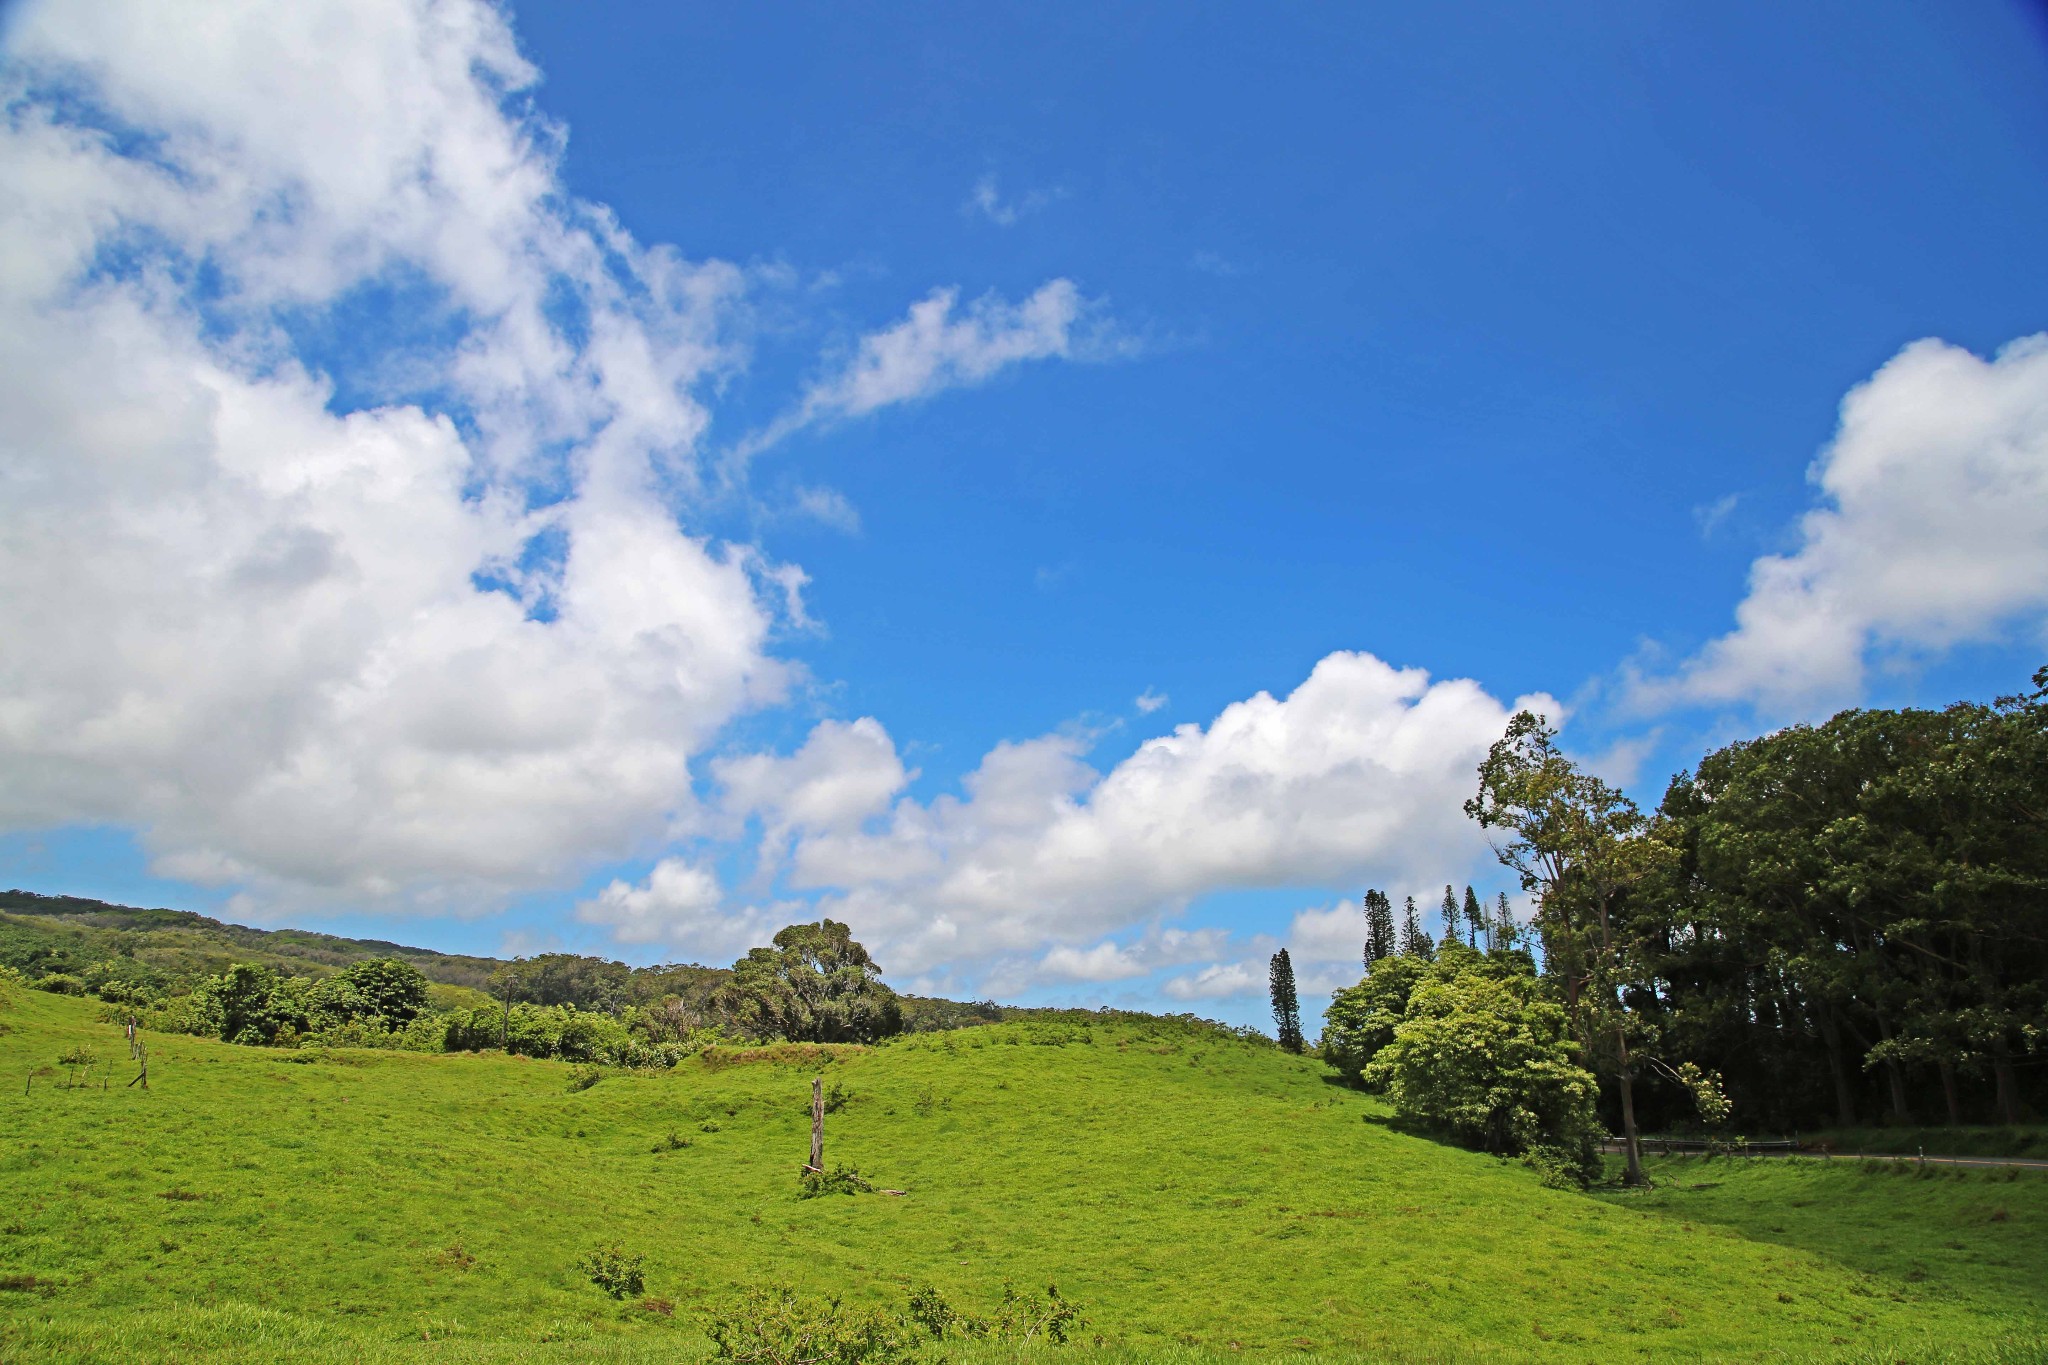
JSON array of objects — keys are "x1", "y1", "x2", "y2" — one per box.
[{"x1": 810, "y1": 1077, "x2": 824, "y2": 1172}]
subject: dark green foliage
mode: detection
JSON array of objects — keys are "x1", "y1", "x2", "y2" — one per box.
[
  {"x1": 577, "y1": 1243, "x2": 645, "y2": 1299},
  {"x1": 31, "y1": 973, "x2": 83, "y2": 996},
  {"x1": 489, "y1": 954, "x2": 631, "y2": 1013},
  {"x1": 1363, "y1": 889, "x2": 1396, "y2": 964},
  {"x1": 566, "y1": 1065, "x2": 603, "y2": 1092},
  {"x1": 1399, "y1": 895, "x2": 1433, "y2": 959},
  {"x1": 1462, "y1": 885, "x2": 1485, "y2": 949},
  {"x1": 798, "y1": 1163, "x2": 875, "y2": 1198},
  {"x1": 713, "y1": 920, "x2": 903, "y2": 1044},
  {"x1": 1268, "y1": 949, "x2": 1303, "y2": 1054}
]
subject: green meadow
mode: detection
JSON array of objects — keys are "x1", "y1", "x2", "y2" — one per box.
[{"x1": 2, "y1": 988, "x2": 2043, "y2": 1365}]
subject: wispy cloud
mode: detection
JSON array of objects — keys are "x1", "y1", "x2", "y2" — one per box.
[
  {"x1": 964, "y1": 173, "x2": 1064, "y2": 227},
  {"x1": 1135, "y1": 688, "x2": 1168, "y2": 714},
  {"x1": 733, "y1": 279, "x2": 1129, "y2": 461},
  {"x1": 1692, "y1": 492, "x2": 1740, "y2": 539}
]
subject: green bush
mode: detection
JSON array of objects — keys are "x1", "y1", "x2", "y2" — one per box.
[
  {"x1": 577, "y1": 1243, "x2": 645, "y2": 1299},
  {"x1": 34, "y1": 972, "x2": 86, "y2": 996},
  {"x1": 798, "y1": 1164, "x2": 875, "y2": 1198},
  {"x1": 705, "y1": 1286, "x2": 927, "y2": 1365},
  {"x1": 1362, "y1": 954, "x2": 1601, "y2": 1181}
]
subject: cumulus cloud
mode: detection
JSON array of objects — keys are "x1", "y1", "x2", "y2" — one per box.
[
  {"x1": 1634, "y1": 335, "x2": 2048, "y2": 715},
  {"x1": 651, "y1": 652, "x2": 1549, "y2": 987},
  {"x1": 0, "y1": 0, "x2": 794, "y2": 908},
  {"x1": 574, "y1": 857, "x2": 797, "y2": 960}
]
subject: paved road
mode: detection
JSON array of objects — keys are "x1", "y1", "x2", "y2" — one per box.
[{"x1": 1601, "y1": 1141, "x2": 2048, "y2": 1171}]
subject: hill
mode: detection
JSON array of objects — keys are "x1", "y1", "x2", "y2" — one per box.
[
  {"x1": 2, "y1": 985, "x2": 2043, "y2": 1364},
  {"x1": 0, "y1": 889, "x2": 509, "y2": 991}
]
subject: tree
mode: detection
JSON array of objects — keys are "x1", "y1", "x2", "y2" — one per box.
[
  {"x1": 1493, "y1": 893, "x2": 1519, "y2": 952},
  {"x1": 1440, "y1": 885, "x2": 1464, "y2": 948},
  {"x1": 713, "y1": 921, "x2": 903, "y2": 1044},
  {"x1": 1363, "y1": 955, "x2": 1600, "y2": 1184},
  {"x1": 1269, "y1": 949, "x2": 1304, "y2": 1053},
  {"x1": 310, "y1": 958, "x2": 429, "y2": 1028},
  {"x1": 489, "y1": 954, "x2": 631, "y2": 1013},
  {"x1": 1463, "y1": 886, "x2": 1486, "y2": 950},
  {"x1": 1399, "y1": 896, "x2": 1433, "y2": 959},
  {"x1": 1320, "y1": 953, "x2": 1430, "y2": 1086},
  {"x1": 1363, "y1": 890, "x2": 1396, "y2": 965},
  {"x1": 1465, "y1": 710, "x2": 1675, "y2": 1185}
]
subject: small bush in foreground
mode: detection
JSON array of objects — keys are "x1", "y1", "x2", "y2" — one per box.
[
  {"x1": 707, "y1": 1285, "x2": 926, "y2": 1365},
  {"x1": 577, "y1": 1243, "x2": 645, "y2": 1299},
  {"x1": 707, "y1": 1281, "x2": 1084, "y2": 1365}
]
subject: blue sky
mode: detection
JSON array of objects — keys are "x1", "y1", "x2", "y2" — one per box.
[{"x1": 4, "y1": 0, "x2": 2047, "y2": 1026}]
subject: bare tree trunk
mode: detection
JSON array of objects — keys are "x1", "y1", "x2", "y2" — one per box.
[
  {"x1": 1814, "y1": 1002, "x2": 1858, "y2": 1128},
  {"x1": 1991, "y1": 1048, "x2": 2022, "y2": 1126},
  {"x1": 1938, "y1": 1059, "x2": 1962, "y2": 1127},
  {"x1": 810, "y1": 1076, "x2": 824, "y2": 1171},
  {"x1": 1615, "y1": 1025, "x2": 1645, "y2": 1186}
]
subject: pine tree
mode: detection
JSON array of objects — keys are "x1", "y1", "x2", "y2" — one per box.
[
  {"x1": 1440, "y1": 885, "x2": 1462, "y2": 947},
  {"x1": 1494, "y1": 892, "x2": 1519, "y2": 951},
  {"x1": 1399, "y1": 895, "x2": 1433, "y2": 958},
  {"x1": 1463, "y1": 885, "x2": 1485, "y2": 949},
  {"x1": 1269, "y1": 949, "x2": 1304, "y2": 1053},
  {"x1": 1363, "y1": 889, "x2": 1396, "y2": 965}
]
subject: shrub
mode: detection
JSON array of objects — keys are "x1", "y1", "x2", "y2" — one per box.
[
  {"x1": 798, "y1": 1164, "x2": 875, "y2": 1198},
  {"x1": 567, "y1": 1066, "x2": 603, "y2": 1092},
  {"x1": 705, "y1": 1286, "x2": 926, "y2": 1365},
  {"x1": 578, "y1": 1244, "x2": 645, "y2": 1300},
  {"x1": 34, "y1": 973, "x2": 85, "y2": 996}
]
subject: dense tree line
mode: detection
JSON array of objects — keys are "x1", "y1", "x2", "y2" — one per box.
[{"x1": 1324, "y1": 669, "x2": 2046, "y2": 1181}]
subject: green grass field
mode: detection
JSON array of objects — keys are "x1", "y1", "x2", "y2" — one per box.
[{"x1": 2, "y1": 988, "x2": 2043, "y2": 1364}]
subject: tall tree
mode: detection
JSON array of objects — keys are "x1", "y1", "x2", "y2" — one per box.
[
  {"x1": 1463, "y1": 886, "x2": 1486, "y2": 950},
  {"x1": 1270, "y1": 949, "x2": 1305, "y2": 1054},
  {"x1": 1440, "y1": 885, "x2": 1464, "y2": 948},
  {"x1": 1466, "y1": 711, "x2": 1675, "y2": 1185},
  {"x1": 1494, "y1": 893, "x2": 1520, "y2": 952},
  {"x1": 1364, "y1": 890, "x2": 1397, "y2": 965},
  {"x1": 1399, "y1": 895, "x2": 1434, "y2": 959}
]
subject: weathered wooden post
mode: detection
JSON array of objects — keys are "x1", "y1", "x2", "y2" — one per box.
[{"x1": 810, "y1": 1077, "x2": 824, "y2": 1172}]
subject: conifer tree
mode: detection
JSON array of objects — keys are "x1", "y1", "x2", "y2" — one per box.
[
  {"x1": 1399, "y1": 895, "x2": 1433, "y2": 958},
  {"x1": 1440, "y1": 885, "x2": 1462, "y2": 947},
  {"x1": 1463, "y1": 885, "x2": 1485, "y2": 949},
  {"x1": 1269, "y1": 949, "x2": 1304, "y2": 1053},
  {"x1": 1363, "y1": 889, "x2": 1396, "y2": 964},
  {"x1": 1494, "y1": 892, "x2": 1519, "y2": 951}
]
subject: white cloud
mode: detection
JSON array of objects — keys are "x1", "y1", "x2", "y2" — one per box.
[
  {"x1": 0, "y1": 0, "x2": 794, "y2": 908},
  {"x1": 1634, "y1": 335, "x2": 2048, "y2": 715},
  {"x1": 677, "y1": 652, "x2": 1548, "y2": 988},
  {"x1": 576, "y1": 857, "x2": 794, "y2": 961},
  {"x1": 1135, "y1": 688, "x2": 1169, "y2": 714},
  {"x1": 1162, "y1": 960, "x2": 1265, "y2": 1002}
]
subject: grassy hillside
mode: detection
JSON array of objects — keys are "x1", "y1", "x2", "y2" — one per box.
[{"x1": 2, "y1": 986, "x2": 2043, "y2": 1365}]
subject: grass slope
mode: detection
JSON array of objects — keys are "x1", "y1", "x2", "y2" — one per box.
[{"x1": 2, "y1": 989, "x2": 2043, "y2": 1364}]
